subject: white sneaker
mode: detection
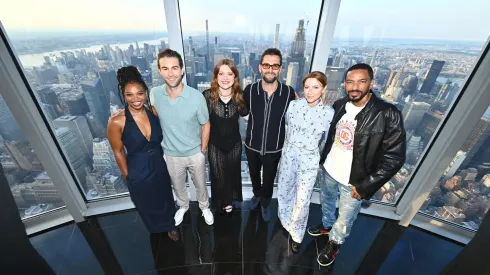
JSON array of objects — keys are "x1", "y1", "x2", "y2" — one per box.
[
  {"x1": 202, "y1": 208, "x2": 214, "y2": 225},
  {"x1": 174, "y1": 207, "x2": 188, "y2": 226}
]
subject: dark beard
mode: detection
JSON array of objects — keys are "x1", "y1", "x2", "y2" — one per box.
[
  {"x1": 348, "y1": 89, "x2": 369, "y2": 102},
  {"x1": 262, "y1": 75, "x2": 277, "y2": 83}
]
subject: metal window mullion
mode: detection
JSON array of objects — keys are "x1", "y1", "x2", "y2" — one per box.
[
  {"x1": 310, "y1": 0, "x2": 341, "y2": 72},
  {"x1": 0, "y1": 23, "x2": 86, "y2": 222},
  {"x1": 162, "y1": 0, "x2": 187, "y2": 84}
]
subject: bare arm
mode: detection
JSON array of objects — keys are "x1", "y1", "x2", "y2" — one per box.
[
  {"x1": 107, "y1": 117, "x2": 129, "y2": 179},
  {"x1": 201, "y1": 121, "x2": 210, "y2": 153}
]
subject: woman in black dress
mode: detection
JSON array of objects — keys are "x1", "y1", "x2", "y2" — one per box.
[
  {"x1": 203, "y1": 59, "x2": 249, "y2": 213},
  {"x1": 107, "y1": 66, "x2": 178, "y2": 240}
]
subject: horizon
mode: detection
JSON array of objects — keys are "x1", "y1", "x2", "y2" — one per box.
[{"x1": 6, "y1": 29, "x2": 487, "y2": 44}]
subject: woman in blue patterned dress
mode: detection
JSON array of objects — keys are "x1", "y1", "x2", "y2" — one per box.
[{"x1": 277, "y1": 71, "x2": 334, "y2": 253}]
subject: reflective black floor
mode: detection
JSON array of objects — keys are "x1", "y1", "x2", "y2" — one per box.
[{"x1": 30, "y1": 200, "x2": 464, "y2": 275}]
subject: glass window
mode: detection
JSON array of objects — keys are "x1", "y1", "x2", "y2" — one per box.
[
  {"x1": 323, "y1": 0, "x2": 489, "y2": 203},
  {"x1": 420, "y1": 106, "x2": 490, "y2": 231},
  {"x1": 0, "y1": 95, "x2": 66, "y2": 219},
  {"x1": 179, "y1": 0, "x2": 324, "y2": 184},
  {"x1": 1, "y1": 0, "x2": 168, "y2": 200}
]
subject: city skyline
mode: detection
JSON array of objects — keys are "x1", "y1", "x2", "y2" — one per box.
[
  {"x1": 2, "y1": 0, "x2": 489, "y2": 41},
  {"x1": 1, "y1": 1, "x2": 490, "y2": 229}
]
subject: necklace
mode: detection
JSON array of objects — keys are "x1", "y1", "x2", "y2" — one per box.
[{"x1": 219, "y1": 92, "x2": 232, "y2": 99}]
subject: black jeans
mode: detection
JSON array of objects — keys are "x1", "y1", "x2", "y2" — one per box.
[{"x1": 245, "y1": 148, "x2": 282, "y2": 208}]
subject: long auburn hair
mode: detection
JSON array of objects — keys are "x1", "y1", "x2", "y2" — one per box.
[
  {"x1": 302, "y1": 71, "x2": 328, "y2": 104},
  {"x1": 210, "y1": 58, "x2": 245, "y2": 111}
]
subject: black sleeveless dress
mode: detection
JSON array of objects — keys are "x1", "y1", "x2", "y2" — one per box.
[{"x1": 121, "y1": 106, "x2": 175, "y2": 233}]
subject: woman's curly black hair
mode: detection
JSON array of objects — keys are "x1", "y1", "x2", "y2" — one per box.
[{"x1": 116, "y1": 65, "x2": 151, "y2": 108}]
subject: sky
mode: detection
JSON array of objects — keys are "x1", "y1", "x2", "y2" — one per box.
[{"x1": 1, "y1": 0, "x2": 489, "y2": 41}]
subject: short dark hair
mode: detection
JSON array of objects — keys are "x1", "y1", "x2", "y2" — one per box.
[
  {"x1": 260, "y1": 48, "x2": 282, "y2": 66},
  {"x1": 157, "y1": 48, "x2": 184, "y2": 69},
  {"x1": 344, "y1": 63, "x2": 374, "y2": 81}
]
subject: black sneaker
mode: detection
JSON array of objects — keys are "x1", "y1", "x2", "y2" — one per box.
[
  {"x1": 317, "y1": 240, "x2": 340, "y2": 266},
  {"x1": 307, "y1": 224, "x2": 332, "y2": 236},
  {"x1": 249, "y1": 196, "x2": 260, "y2": 210}
]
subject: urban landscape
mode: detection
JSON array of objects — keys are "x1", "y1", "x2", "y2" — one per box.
[{"x1": 0, "y1": 17, "x2": 488, "y2": 231}]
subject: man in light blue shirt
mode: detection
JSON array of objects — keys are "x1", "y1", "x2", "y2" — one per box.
[{"x1": 150, "y1": 49, "x2": 213, "y2": 226}]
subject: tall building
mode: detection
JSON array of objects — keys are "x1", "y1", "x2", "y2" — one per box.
[
  {"x1": 4, "y1": 140, "x2": 43, "y2": 171},
  {"x1": 461, "y1": 117, "x2": 490, "y2": 167},
  {"x1": 325, "y1": 67, "x2": 345, "y2": 91},
  {"x1": 80, "y1": 79, "x2": 110, "y2": 127},
  {"x1": 0, "y1": 95, "x2": 24, "y2": 141},
  {"x1": 407, "y1": 135, "x2": 423, "y2": 155},
  {"x1": 274, "y1": 24, "x2": 280, "y2": 49},
  {"x1": 98, "y1": 70, "x2": 120, "y2": 105},
  {"x1": 185, "y1": 54, "x2": 196, "y2": 88},
  {"x1": 130, "y1": 56, "x2": 149, "y2": 71},
  {"x1": 442, "y1": 150, "x2": 466, "y2": 182},
  {"x1": 231, "y1": 51, "x2": 240, "y2": 65},
  {"x1": 65, "y1": 93, "x2": 90, "y2": 116},
  {"x1": 214, "y1": 52, "x2": 226, "y2": 66},
  {"x1": 85, "y1": 113, "x2": 106, "y2": 138},
  {"x1": 419, "y1": 60, "x2": 445, "y2": 95},
  {"x1": 56, "y1": 127, "x2": 89, "y2": 192},
  {"x1": 206, "y1": 19, "x2": 211, "y2": 70},
  {"x1": 53, "y1": 116, "x2": 93, "y2": 165},
  {"x1": 291, "y1": 20, "x2": 306, "y2": 56},
  {"x1": 36, "y1": 87, "x2": 62, "y2": 117},
  {"x1": 93, "y1": 138, "x2": 119, "y2": 176},
  {"x1": 287, "y1": 20, "x2": 307, "y2": 92},
  {"x1": 402, "y1": 101, "x2": 431, "y2": 130},
  {"x1": 286, "y1": 62, "x2": 300, "y2": 89},
  {"x1": 188, "y1": 36, "x2": 194, "y2": 54},
  {"x1": 415, "y1": 110, "x2": 443, "y2": 143}
]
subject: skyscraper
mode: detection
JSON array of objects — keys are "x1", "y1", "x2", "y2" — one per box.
[
  {"x1": 130, "y1": 56, "x2": 149, "y2": 71},
  {"x1": 287, "y1": 20, "x2": 307, "y2": 91},
  {"x1": 402, "y1": 101, "x2": 431, "y2": 130},
  {"x1": 415, "y1": 110, "x2": 443, "y2": 143},
  {"x1": 80, "y1": 79, "x2": 110, "y2": 127},
  {"x1": 98, "y1": 70, "x2": 120, "y2": 105},
  {"x1": 65, "y1": 93, "x2": 90, "y2": 116},
  {"x1": 36, "y1": 87, "x2": 62, "y2": 117},
  {"x1": 4, "y1": 140, "x2": 43, "y2": 171},
  {"x1": 324, "y1": 67, "x2": 345, "y2": 91},
  {"x1": 286, "y1": 62, "x2": 300, "y2": 89},
  {"x1": 53, "y1": 116, "x2": 94, "y2": 165},
  {"x1": 55, "y1": 127, "x2": 89, "y2": 192},
  {"x1": 188, "y1": 36, "x2": 194, "y2": 54},
  {"x1": 93, "y1": 138, "x2": 119, "y2": 176},
  {"x1": 231, "y1": 51, "x2": 240, "y2": 65},
  {"x1": 0, "y1": 95, "x2": 25, "y2": 141},
  {"x1": 461, "y1": 117, "x2": 490, "y2": 167},
  {"x1": 291, "y1": 20, "x2": 306, "y2": 55},
  {"x1": 206, "y1": 20, "x2": 211, "y2": 70},
  {"x1": 274, "y1": 24, "x2": 280, "y2": 49},
  {"x1": 419, "y1": 60, "x2": 445, "y2": 95}
]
